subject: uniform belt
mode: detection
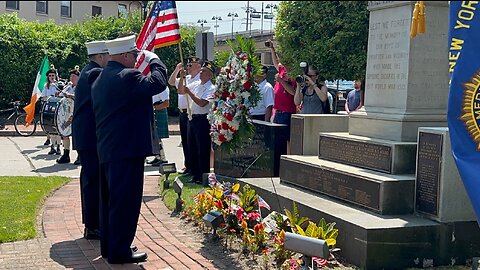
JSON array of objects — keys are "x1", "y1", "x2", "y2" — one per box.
[
  {"x1": 191, "y1": 114, "x2": 207, "y2": 118},
  {"x1": 179, "y1": 108, "x2": 187, "y2": 113}
]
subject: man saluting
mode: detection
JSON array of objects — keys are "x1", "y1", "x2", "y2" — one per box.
[{"x1": 91, "y1": 35, "x2": 168, "y2": 264}]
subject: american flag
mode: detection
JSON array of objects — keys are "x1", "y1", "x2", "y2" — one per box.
[
  {"x1": 257, "y1": 196, "x2": 271, "y2": 211},
  {"x1": 192, "y1": 189, "x2": 205, "y2": 204},
  {"x1": 135, "y1": 0, "x2": 181, "y2": 75},
  {"x1": 312, "y1": 257, "x2": 328, "y2": 267}
]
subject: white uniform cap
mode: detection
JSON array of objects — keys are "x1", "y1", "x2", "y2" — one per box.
[
  {"x1": 105, "y1": 35, "x2": 140, "y2": 55},
  {"x1": 85, "y1": 40, "x2": 108, "y2": 55}
]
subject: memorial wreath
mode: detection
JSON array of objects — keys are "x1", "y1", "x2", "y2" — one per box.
[{"x1": 208, "y1": 50, "x2": 261, "y2": 153}]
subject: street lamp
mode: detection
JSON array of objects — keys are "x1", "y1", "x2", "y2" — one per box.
[
  {"x1": 265, "y1": 3, "x2": 278, "y2": 32},
  {"x1": 197, "y1": 18, "x2": 207, "y2": 32},
  {"x1": 227, "y1": 12, "x2": 238, "y2": 40},
  {"x1": 244, "y1": 7, "x2": 256, "y2": 35},
  {"x1": 211, "y1": 15, "x2": 222, "y2": 41}
]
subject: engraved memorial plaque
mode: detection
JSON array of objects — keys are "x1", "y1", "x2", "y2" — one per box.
[
  {"x1": 319, "y1": 136, "x2": 392, "y2": 173},
  {"x1": 280, "y1": 159, "x2": 381, "y2": 211},
  {"x1": 214, "y1": 121, "x2": 288, "y2": 178},
  {"x1": 415, "y1": 132, "x2": 442, "y2": 216}
]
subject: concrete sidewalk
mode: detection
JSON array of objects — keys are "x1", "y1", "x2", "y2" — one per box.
[{"x1": 0, "y1": 133, "x2": 223, "y2": 269}]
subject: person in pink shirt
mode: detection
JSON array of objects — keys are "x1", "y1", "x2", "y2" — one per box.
[{"x1": 266, "y1": 39, "x2": 296, "y2": 154}]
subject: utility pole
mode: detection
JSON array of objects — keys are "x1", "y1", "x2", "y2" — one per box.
[{"x1": 246, "y1": 1, "x2": 250, "y2": 32}]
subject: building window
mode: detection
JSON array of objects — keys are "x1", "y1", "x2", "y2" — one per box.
[
  {"x1": 6, "y1": 1, "x2": 19, "y2": 10},
  {"x1": 118, "y1": 4, "x2": 127, "y2": 18},
  {"x1": 36, "y1": 1, "x2": 48, "y2": 14},
  {"x1": 92, "y1": 5, "x2": 102, "y2": 17},
  {"x1": 61, "y1": 1, "x2": 71, "y2": 18}
]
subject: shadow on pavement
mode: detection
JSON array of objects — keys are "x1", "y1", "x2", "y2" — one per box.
[
  {"x1": 21, "y1": 149, "x2": 43, "y2": 155},
  {"x1": 50, "y1": 239, "x2": 144, "y2": 270},
  {"x1": 31, "y1": 154, "x2": 61, "y2": 161},
  {"x1": 35, "y1": 163, "x2": 79, "y2": 173}
]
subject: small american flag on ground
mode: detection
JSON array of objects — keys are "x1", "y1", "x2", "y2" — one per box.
[
  {"x1": 135, "y1": 0, "x2": 181, "y2": 75},
  {"x1": 257, "y1": 196, "x2": 271, "y2": 211},
  {"x1": 192, "y1": 189, "x2": 205, "y2": 204},
  {"x1": 312, "y1": 257, "x2": 328, "y2": 267}
]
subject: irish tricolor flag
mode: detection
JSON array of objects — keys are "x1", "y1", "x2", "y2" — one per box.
[{"x1": 23, "y1": 55, "x2": 49, "y2": 125}]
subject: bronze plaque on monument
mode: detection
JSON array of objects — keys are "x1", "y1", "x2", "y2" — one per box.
[
  {"x1": 290, "y1": 117, "x2": 304, "y2": 155},
  {"x1": 280, "y1": 159, "x2": 381, "y2": 211},
  {"x1": 319, "y1": 136, "x2": 392, "y2": 173},
  {"x1": 416, "y1": 132, "x2": 442, "y2": 216}
]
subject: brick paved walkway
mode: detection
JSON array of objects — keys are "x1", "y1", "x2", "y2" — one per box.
[{"x1": 0, "y1": 176, "x2": 219, "y2": 270}]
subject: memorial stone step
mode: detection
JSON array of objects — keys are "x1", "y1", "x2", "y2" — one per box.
[
  {"x1": 235, "y1": 177, "x2": 480, "y2": 269},
  {"x1": 318, "y1": 132, "x2": 417, "y2": 174},
  {"x1": 279, "y1": 155, "x2": 415, "y2": 214}
]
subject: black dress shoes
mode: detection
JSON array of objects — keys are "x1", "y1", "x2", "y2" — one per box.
[
  {"x1": 131, "y1": 244, "x2": 138, "y2": 252},
  {"x1": 108, "y1": 251, "x2": 148, "y2": 264},
  {"x1": 84, "y1": 228, "x2": 101, "y2": 240}
]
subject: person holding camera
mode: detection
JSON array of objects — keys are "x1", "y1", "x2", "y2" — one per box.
[
  {"x1": 294, "y1": 66, "x2": 329, "y2": 114},
  {"x1": 266, "y1": 39, "x2": 296, "y2": 153}
]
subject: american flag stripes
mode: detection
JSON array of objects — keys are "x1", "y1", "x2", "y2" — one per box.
[
  {"x1": 135, "y1": 0, "x2": 181, "y2": 75},
  {"x1": 257, "y1": 196, "x2": 271, "y2": 211},
  {"x1": 312, "y1": 256, "x2": 328, "y2": 267}
]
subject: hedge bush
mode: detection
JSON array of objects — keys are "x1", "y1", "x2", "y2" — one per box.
[{"x1": 0, "y1": 12, "x2": 196, "y2": 112}]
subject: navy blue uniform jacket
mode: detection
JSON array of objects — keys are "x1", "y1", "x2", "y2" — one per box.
[
  {"x1": 91, "y1": 59, "x2": 167, "y2": 163},
  {"x1": 72, "y1": 61, "x2": 102, "y2": 151}
]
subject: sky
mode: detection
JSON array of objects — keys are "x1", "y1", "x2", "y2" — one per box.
[{"x1": 175, "y1": 1, "x2": 280, "y2": 36}]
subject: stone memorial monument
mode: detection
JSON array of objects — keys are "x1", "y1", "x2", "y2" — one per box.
[
  {"x1": 349, "y1": 1, "x2": 449, "y2": 142},
  {"x1": 238, "y1": 1, "x2": 480, "y2": 268}
]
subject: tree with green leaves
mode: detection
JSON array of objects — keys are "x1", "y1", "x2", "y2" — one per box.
[{"x1": 275, "y1": 1, "x2": 369, "y2": 81}]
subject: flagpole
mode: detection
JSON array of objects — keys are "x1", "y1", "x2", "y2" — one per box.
[{"x1": 177, "y1": 43, "x2": 193, "y2": 120}]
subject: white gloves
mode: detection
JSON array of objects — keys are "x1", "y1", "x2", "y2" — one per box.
[{"x1": 142, "y1": 50, "x2": 159, "y2": 63}]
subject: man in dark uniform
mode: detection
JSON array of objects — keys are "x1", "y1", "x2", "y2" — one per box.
[
  {"x1": 91, "y1": 35, "x2": 168, "y2": 264},
  {"x1": 178, "y1": 61, "x2": 216, "y2": 184},
  {"x1": 72, "y1": 40, "x2": 109, "y2": 240}
]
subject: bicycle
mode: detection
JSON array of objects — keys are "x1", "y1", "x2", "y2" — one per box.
[{"x1": 0, "y1": 101, "x2": 37, "y2": 136}]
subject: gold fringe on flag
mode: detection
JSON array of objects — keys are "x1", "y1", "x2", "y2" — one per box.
[
  {"x1": 418, "y1": 1, "x2": 426, "y2": 33},
  {"x1": 410, "y1": 1, "x2": 426, "y2": 38}
]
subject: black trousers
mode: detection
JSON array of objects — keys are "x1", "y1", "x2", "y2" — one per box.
[
  {"x1": 77, "y1": 149, "x2": 100, "y2": 230},
  {"x1": 179, "y1": 111, "x2": 190, "y2": 171},
  {"x1": 187, "y1": 114, "x2": 211, "y2": 179},
  {"x1": 99, "y1": 157, "x2": 144, "y2": 259}
]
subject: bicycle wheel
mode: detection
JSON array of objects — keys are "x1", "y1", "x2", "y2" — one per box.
[{"x1": 14, "y1": 113, "x2": 36, "y2": 136}]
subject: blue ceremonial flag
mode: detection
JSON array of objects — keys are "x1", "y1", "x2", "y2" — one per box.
[{"x1": 447, "y1": 2, "x2": 480, "y2": 224}]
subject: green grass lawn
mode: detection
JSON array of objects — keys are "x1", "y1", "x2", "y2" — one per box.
[
  {"x1": 0, "y1": 176, "x2": 69, "y2": 243},
  {"x1": 160, "y1": 173, "x2": 205, "y2": 211}
]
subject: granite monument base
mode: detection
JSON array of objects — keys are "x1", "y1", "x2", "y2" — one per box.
[
  {"x1": 279, "y1": 155, "x2": 415, "y2": 215},
  {"x1": 290, "y1": 114, "x2": 349, "y2": 155},
  {"x1": 238, "y1": 177, "x2": 480, "y2": 269},
  {"x1": 415, "y1": 127, "x2": 476, "y2": 222},
  {"x1": 318, "y1": 132, "x2": 417, "y2": 174},
  {"x1": 214, "y1": 120, "x2": 288, "y2": 178}
]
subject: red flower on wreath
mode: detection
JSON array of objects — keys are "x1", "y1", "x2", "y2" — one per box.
[
  {"x1": 219, "y1": 133, "x2": 227, "y2": 142},
  {"x1": 221, "y1": 90, "x2": 229, "y2": 99},
  {"x1": 224, "y1": 113, "x2": 234, "y2": 121},
  {"x1": 243, "y1": 80, "x2": 252, "y2": 90},
  {"x1": 221, "y1": 122, "x2": 229, "y2": 130}
]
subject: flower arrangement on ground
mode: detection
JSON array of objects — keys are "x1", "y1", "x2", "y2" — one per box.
[
  {"x1": 180, "y1": 173, "x2": 341, "y2": 268},
  {"x1": 208, "y1": 37, "x2": 262, "y2": 153}
]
